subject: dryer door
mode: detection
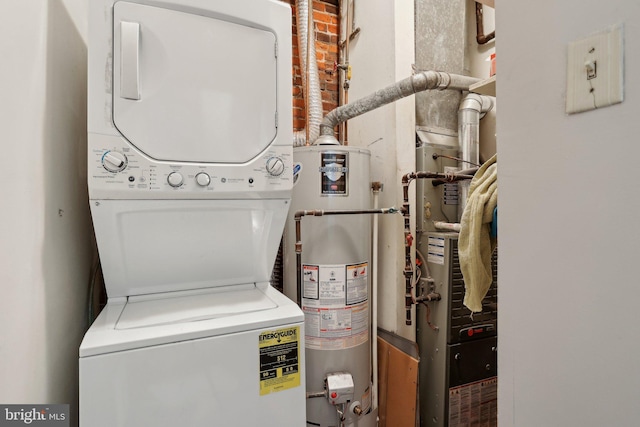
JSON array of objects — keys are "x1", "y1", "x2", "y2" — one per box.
[{"x1": 113, "y1": 2, "x2": 278, "y2": 164}]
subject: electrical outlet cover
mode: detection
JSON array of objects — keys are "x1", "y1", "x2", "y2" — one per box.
[{"x1": 566, "y1": 23, "x2": 624, "y2": 114}]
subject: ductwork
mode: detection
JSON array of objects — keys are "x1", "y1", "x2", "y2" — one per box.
[
  {"x1": 316, "y1": 71, "x2": 481, "y2": 144},
  {"x1": 293, "y1": 0, "x2": 323, "y2": 146},
  {"x1": 458, "y1": 93, "x2": 494, "y2": 218}
]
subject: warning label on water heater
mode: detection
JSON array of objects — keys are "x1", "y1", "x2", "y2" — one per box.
[
  {"x1": 258, "y1": 326, "x2": 301, "y2": 396},
  {"x1": 302, "y1": 263, "x2": 369, "y2": 350}
]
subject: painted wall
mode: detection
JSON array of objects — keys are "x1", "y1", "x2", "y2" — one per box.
[
  {"x1": 0, "y1": 1, "x2": 92, "y2": 425},
  {"x1": 346, "y1": 0, "x2": 416, "y2": 338},
  {"x1": 497, "y1": 1, "x2": 640, "y2": 425}
]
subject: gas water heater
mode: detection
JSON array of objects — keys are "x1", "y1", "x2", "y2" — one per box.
[{"x1": 284, "y1": 145, "x2": 377, "y2": 427}]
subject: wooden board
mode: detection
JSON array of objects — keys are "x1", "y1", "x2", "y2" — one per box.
[
  {"x1": 470, "y1": 76, "x2": 496, "y2": 96},
  {"x1": 377, "y1": 336, "x2": 419, "y2": 427}
]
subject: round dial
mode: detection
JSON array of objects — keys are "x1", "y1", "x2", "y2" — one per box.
[
  {"x1": 195, "y1": 172, "x2": 211, "y2": 187},
  {"x1": 102, "y1": 151, "x2": 128, "y2": 173},
  {"x1": 167, "y1": 172, "x2": 184, "y2": 188},
  {"x1": 266, "y1": 157, "x2": 285, "y2": 177}
]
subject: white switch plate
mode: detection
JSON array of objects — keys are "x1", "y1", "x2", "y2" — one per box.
[{"x1": 566, "y1": 24, "x2": 624, "y2": 114}]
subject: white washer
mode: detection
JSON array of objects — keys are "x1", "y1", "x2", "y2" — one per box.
[{"x1": 80, "y1": 1, "x2": 304, "y2": 425}]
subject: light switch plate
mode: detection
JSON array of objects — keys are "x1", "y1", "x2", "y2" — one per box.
[{"x1": 566, "y1": 23, "x2": 624, "y2": 114}]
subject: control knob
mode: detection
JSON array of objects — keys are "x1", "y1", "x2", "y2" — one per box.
[
  {"x1": 195, "y1": 172, "x2": 211, "y2": 187},
  {"x1": 167, "y1": 172, "x2": 184, "y2": 188},
  {"x1": 102, "y1": 151, "x2": 128, "y2": 173},
  {"x1": 266, "y1": 157, "x2": 285, "y2": 176}
]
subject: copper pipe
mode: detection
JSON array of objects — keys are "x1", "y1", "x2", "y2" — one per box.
[
  {"x1": 400, "y1": 169, "x2": 477, "y2": 324},
  {"x1": 476, "y1": 3, "x2": 495, "y2": 45},
  {"x1": 431, "y1": 168, "x2": 478, "y2": 186}
]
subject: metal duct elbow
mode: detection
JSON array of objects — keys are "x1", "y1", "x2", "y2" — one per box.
[
  {"x1": 317, "y1": 71, "x2": 481, "y2": 142},
  {"x1": 459, "y1": 93, "x2": 493, "y2": 116}
]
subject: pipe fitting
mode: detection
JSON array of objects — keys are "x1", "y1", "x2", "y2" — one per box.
[
  {"x1": 459, "y1": 93, "x2": 494, "y2": 117},
  {"x1": 351, "y1": 403, "x2": 363, "y2": 416},
  {"x1": 306, "y1": 391, "x2": 327, "y2": 399}
]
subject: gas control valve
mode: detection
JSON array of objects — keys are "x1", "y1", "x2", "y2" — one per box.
[{"x1": 325, "y1": 372, "x2": 355, "y2": 406}]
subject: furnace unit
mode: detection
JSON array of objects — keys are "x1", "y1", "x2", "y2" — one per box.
[{"x1": 417, "y1": 233, "x2": 497, "y2": 427}]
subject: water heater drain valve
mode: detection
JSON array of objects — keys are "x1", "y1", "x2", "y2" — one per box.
[{"x1": 325, "y1": 372, "x2": 354, "y2": 405}]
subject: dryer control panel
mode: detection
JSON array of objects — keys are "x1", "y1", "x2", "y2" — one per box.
[{"x1": 89, "y1": 133, "x2": 292, "y2": 200}]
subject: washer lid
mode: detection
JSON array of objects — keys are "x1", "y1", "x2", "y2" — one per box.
[
  {"x1": 116, "y1": 285, "x2": 277, "y2": 330},
  {"x1": 113, "y1": 2, "x2": 278, "y2": 163},
  {"x1": 79, "y1": 284, "x2": 304, "y2": 357}
]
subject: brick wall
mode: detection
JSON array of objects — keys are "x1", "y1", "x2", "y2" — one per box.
[{"x1": 282, "y1": 0, "x2": 340, "y2": 134}]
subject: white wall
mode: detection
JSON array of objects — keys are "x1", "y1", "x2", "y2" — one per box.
[
  {"x1": 346, "y1": 0, "x2": 416, "y2": 339},
  {"x1": 497, "y1": 1, "x2": 640, "y2": 426},
  {"x1": 0, "y1": 1, "x2": 92, "y2": 425}
]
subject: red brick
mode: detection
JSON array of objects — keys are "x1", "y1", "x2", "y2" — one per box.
[
  {"x1": 321, "y1": 90, "x2": 334, "y2": 101},
  {"x1": 281, "y1": 0, "x2": 339, "y2": 118},
  {"x1": 325, "y1": 3, "x2": 338, "y2": 15},
  {"x1": 322, "y1": 102, "x2": 336, "y2": 112},
  {"x1": 316, "y1": 32, "x2": 332, "y2": 43},
  {"x1": 324, "y1": 83, "x2": 338, "y2": 92},
  {"x1": 314, "y1": 11, "x2": 333, "y2": 24}
]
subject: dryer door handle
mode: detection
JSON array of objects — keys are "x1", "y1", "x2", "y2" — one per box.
[{"x1": 120, "y1": 21, "x2": 141, "y2": 100}]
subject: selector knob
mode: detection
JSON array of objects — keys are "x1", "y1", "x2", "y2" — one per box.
[
  {"x1": 102, "y1": 151, "x2": 128, "y2": 173},
  {"x1": 167, "y1": 172, "x2": 184, "y2": 188},
  {"x1": 195, "y1": 172, "x2": 211, "y2": 187},
  {"x1": 266, "y1": 157, "x2": 285, "y2": 176}
]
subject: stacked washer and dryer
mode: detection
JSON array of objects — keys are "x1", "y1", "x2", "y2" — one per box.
[{"x1": 79, "y1": 0, "x2": 306, "y2": 425}]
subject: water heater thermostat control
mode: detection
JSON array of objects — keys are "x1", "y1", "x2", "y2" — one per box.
[
  {"x1": 266, "y1": 157, "x2": 285, "y2": 176},
  {"x1": 325, "y1": 372, "x2": 354, "y2": 405},
  {"x1": 102, "y1": 151, "x2": 128, "y2": 173}
]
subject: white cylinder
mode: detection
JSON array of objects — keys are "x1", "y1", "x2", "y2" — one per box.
[{"x1": 284, "y1": 145, "x2": 377, "y2": 427}]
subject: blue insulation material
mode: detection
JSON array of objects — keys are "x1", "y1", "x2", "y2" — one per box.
[{"x1": 490, "y1": 207, "x2": 498, "y2": 238}]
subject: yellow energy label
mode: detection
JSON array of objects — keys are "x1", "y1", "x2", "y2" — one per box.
[{"x1": 258, "y1": 326, "x2": 301, "y2": 396}]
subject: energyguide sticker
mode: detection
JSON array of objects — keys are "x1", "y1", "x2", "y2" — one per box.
[{"x1": 259, "y1": 326, "x2": 301, "y2": 396}]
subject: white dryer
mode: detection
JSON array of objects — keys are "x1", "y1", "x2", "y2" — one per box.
[{"x1": 80, "y1": 1, "x2": 305, "y2": 426}]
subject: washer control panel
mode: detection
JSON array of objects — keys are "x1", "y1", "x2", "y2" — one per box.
[{"x1": 89, "y1": 134, "x2": 292, "y2": 199}]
